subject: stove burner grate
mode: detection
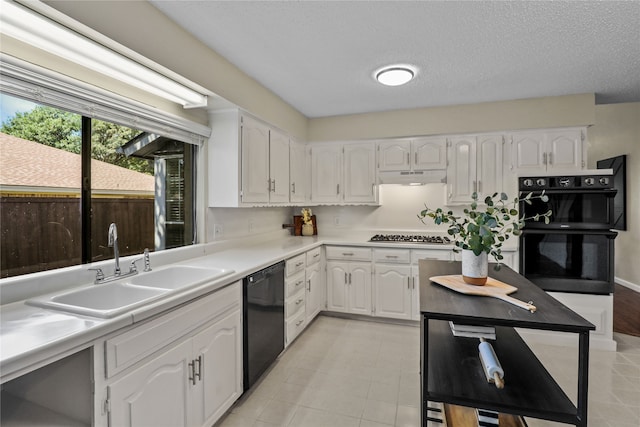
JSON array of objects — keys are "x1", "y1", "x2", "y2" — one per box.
[{"x1": 369, "y1": 234, "x2": 451, "y2": 244}]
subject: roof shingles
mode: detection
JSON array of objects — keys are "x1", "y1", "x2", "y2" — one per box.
[{"x1": 0, "y1": 133, "x2": 154, "y2": 193}]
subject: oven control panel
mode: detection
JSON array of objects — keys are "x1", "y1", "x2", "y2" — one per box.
[{"x1": 520, "y1": 175, "x2": 613, "y2": 190}]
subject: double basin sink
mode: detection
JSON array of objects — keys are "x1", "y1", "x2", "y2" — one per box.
[{"x1": 27, "y1": 265, "x2": 235, "y2": 319}]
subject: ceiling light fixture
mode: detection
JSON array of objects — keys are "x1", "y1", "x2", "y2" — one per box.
[
  {"x1": 0, "y1": 0, "x2": 208, "y2": 108},
  {"x1": 375, "y1": 65, "x2": 416, "y2": 86}
]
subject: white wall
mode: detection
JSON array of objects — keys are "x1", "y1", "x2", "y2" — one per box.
[
  {"x1": 206, "y1": 207, "x2": 292, "y2": 241},
  {"x1": 588, "y1": 102, "x2": 640, "y2": 289}
]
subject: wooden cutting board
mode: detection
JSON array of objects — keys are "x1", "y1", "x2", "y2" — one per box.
[{"x1": 430, "y1": 275, "x2": 537, "y2": 313}]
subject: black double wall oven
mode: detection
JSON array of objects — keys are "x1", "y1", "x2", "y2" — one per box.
[{"x1": 519, "y1": 174, "x2": 617, "y2": 295}]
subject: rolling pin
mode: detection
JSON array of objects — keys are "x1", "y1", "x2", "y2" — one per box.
[{"x1": 479, "y1": 338, "x2": 505, "y2": 389}]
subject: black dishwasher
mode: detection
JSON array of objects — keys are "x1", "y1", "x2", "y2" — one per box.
[{"x1": 243, "y1": 261, "x2": 285, "y2": 391}]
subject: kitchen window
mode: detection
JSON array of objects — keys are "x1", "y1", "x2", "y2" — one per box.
[{"x1": 0, "y1": 92, "x2": 198, "y2": 278}]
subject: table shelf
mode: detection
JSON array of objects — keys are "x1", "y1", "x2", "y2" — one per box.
[
  {"x1": 425, "y1": 320, "x2": 577, "y2": 424},
  {"x1": 419, "y1": 260, "x2": 594, "y2": 427}
]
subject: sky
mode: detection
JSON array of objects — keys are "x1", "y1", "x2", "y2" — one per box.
[{"x1": 0, "y1": 93, "x2": 38, "y2": 125}]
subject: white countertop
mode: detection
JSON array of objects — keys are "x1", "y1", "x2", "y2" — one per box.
[{"x1": 1, "y1": 232, "x2": 464, "y2": 382}]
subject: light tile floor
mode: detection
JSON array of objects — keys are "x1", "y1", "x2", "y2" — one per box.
[{"x1": 215, "y1": 316, "x2": 640, "y2": 427}]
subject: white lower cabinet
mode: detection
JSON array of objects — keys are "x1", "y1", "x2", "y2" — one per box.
[
  {"x1": 373, "y1": 249, "x2": 412, "y2": 320},
  {"x1": 410, "y1": 249, "x2": 454, "y2": 320},
  {"x1": 104, "y1": 282, "x2": 242, "y2": 427},
  {"x1": 305, "y1": 261, "x2": 323, "y2": 321},
  {"x1": 326, "y1": 261, "x2": 372, "y2": 315},
  {"x1": 374, "y1": 263, "x2": 412, "y2": 320}
]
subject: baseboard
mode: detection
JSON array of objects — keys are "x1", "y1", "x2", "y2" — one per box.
[{"x1": 615, "y1": 276, "x2": 640, "y2": 293}]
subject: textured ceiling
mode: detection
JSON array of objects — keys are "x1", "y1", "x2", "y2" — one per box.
[{"x1": 150, "y1": 1, "x2": 640, "y2": 118}]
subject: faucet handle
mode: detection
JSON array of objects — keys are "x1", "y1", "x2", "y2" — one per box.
[
  {"x1": 88, "y1": 268, "x2": 105, "y2": 283},
  {"x1": 144, "y1": 248, "x2": 152, "y2": 272},
  {"x1": 129, "y1": 258, "x2": 143, "y2": 273}
]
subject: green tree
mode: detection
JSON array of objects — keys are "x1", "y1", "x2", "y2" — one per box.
[
  {"x1": 1, "y1": 105, "x2": 81, "y2": 153},
  {"x1": 1, "y1": 105, "x2": 152, "y2": 174}
]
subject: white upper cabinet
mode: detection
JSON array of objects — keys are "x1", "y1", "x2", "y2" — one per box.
[
  {"x1": 447, "y1": 134, "x2": 503, "y2": 204},
  {"x1": 289, "y1": 141, "x2": 307, "y2": 204},
  {"x1": 310, "y1": 142, "x2": 377, "y2": 204},
  {"x1": 268, "y1": 128, "x2": 290, "y2": 203},
  {"x1": 208, "y1": 110, "x2": 293, "y2": 207},
  {"x1": 511, "y1": 128, "x2": 585, "y2": 173},
  {"x1": 241, "y1": 116, "x2": 270, "y2": 203},
  {"x1": 378, "y1": 140, "x2": 411, "y2": 171},
  {"x1": 378, "y1": 137, "x2": 446, "y2": 171},
  {"x1": 343, "y1": 143, "x2": 376, "y2": 203},
  {"x1": 310, "y1": 145, "x2": 343, "y2": 203},
  {"x1": 413, "y1": 137, "x2": 448, "y2": 170}
]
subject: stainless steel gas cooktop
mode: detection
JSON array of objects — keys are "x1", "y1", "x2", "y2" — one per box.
[{"x1": 369, "y1": 234, "x2": 451, "y2": 244}]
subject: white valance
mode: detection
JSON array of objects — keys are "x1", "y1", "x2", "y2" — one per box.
[{"x1": 0, "y1": 54, "x2": 211, "y2": 145}]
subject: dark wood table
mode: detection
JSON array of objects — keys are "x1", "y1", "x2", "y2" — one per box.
[{"x1": 419, "y1": 260, "x2": 594, "y2": 427}]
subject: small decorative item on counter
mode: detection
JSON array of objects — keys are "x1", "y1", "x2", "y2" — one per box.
[
  {"x1": 418, "y1": 192, "x2": 551, "y2": 285},
  {"x1": 301, "y1": 208, "x2": 314, "y2": 236}
]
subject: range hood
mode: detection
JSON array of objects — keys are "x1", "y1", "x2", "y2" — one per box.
[{"x1": 378, "y1": 170, "x2": 446, "y2": 185}]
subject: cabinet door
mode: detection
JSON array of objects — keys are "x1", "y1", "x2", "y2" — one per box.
[
  {"x1": 344, "y1": 143, "x2": 376, "y2": 203},
  {"x1": 305, "y1": 262, "x2": 323, "y2": 322},
  {"x1": 269, "y1": 129, "x2": 290, "y2": 203},
  {"x1": 192, "y1": 309, "x2": 243, "y2": 427},
  {"x1": 374, "y1": 264, "x2": 412, "y2": 320},
  {"x1": 311, "y1": 145, "x2": 342, "y2": 203},
  {"x1": 413, "y1": 137, "x2": 447, "y2": 170},
  {"x1": 512, "y1": 132, "x2": 545, "y2": 172},
  {"x1": 477, "y1": 134, "x2": 503, "y2": 198},
  {"x1": 546, "y1": 130, "x2": 583, "y2": 171},
  {"x1": 289, "y1": 142, "x2": 307, "y2": 203},
  {"x1": 348, "y1": 263, "x2": 372, "y2": 316},
  {"x1": 109, "y1": 340, "x2": 192, "y2": 427},
  {"x1": 378, "y1": 140, "x2": 411, "y2": 171},
  {"x1": 326, "y1": 262, "x2": 348, "y2": 312},
  {"x1": 241, "y1": 116, "x2": 270, "y2": 203},
  {"x1": 447, "y1": 136, "x2": 477, "y2": 204}
]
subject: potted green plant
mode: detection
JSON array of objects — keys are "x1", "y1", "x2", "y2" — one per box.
[{"x1": 418, "y1": 192, "x2": 551, "y2": 285}]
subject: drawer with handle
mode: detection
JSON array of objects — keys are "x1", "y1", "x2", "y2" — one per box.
[
  {"x1": 325, "y1": 246, "x2": 371, "y2": 261},
  {"x1": 286, "y1": 270, "x2": 306, "y2": 297},
  {"x1": 286, "y1": 253, "x2": 306, "y2": 276},
  {"x1": 374, "y1": 248, "x2": 411, "y2": 264},
  {"x1": 306, "y1": 246, "x2": 322, "y2": 266},
  {"x1": 286, "y1": 309, "x2": 306, "y2": 345},
  {"x1": 285, "y1": 288, "x2": 305, "y2": 319}
]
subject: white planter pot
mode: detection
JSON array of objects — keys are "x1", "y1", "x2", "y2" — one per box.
[{"x1": 461, "y1": 249, "x2": 488, "y2": 285}]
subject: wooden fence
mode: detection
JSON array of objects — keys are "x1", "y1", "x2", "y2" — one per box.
[{"x1": 1, "y1": 196, "x2": 154, "y2": 278}]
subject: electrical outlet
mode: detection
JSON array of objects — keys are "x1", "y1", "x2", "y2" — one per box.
[
  {"x1": 213, "y1": 223, "x2": 223, "y2": 239},
  {"x1": 334, "y1": 216, "x2": 341, "y2": 226}
]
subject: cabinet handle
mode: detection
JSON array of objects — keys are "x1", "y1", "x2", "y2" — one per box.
[
  {"x1": 296, "y1": 280, "x2": 304, "y2": 287},
  {"x1": 296, "y1": 298, "x2": 303, "y2": 305},
  {"x1": 296, "y1": 319, "x2": 304, "y2": 326},
  {"x1": 548, "y1": 152, "x2": 553, "y2": 165},
  {"x1": 349, "y1": 273, "x2": 352, "y2": 284},
  {"x1": 336, "y1": 184, "x2": 340, "y2": 195},
  {"x1": 407, "y1": 153, "x2": 410, "y2": 165},
  {"x1": 385, "y1": 255, "x2": 398, "y2": 259},
  {"x1": 543, "y1": 152, "x2": 547, "y2": 165},
  {"x1": 415, "y1": 152, "x2": 418, "y2": 165},
  {"x1": 345, "y1": 272, "x2": 348, "y2": 284},
  {"x1": 295, "y1": 261, "x2": 304, "y2": 267},
  {"x1": 342, "y1": 252, "x2": 354, "y2": 256},
  {"x1": 291, "y1": 182, "x2": 296, "y2": 194},
  {"x1": 412, "y1": 276, "x2": 416, "y2": 289},
  {"x1": 407, "y1": 277, "x2": 410, "y2": 289},
  {"x1": 267, "y1": 178, "x2": 271, "y2": 192},
  {"x1": 478, "y1": 180, "x2": 482, "y2": 193},
  {"x1": 271, "y1": 179, "x2": 276, "y2": 192},
  {"x1": 195, "y1": 355, "x2": 202, "y2": 382},
  {"x1": 188, "y1": 360, "x2": 196, "y2": 385},
  {"x1": 307, "y1": 279, "x2": 311, "y2": 292},
  {"x1": 313, "y1": 253, "x2": 320, "y2": 258}
]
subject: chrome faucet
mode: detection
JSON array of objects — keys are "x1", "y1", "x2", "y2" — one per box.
[{"x1": 108, "y1": 223, "x2": 121, "y2": 275}]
